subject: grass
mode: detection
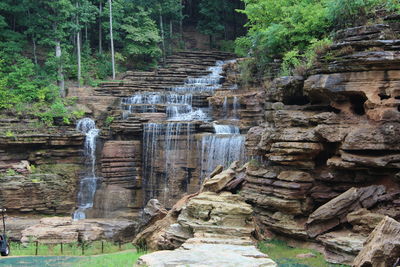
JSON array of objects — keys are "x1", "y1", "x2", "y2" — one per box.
[
  {"x1": 258, "y1": 240, "x2": 349, "y2": 267},
  {"x1": 10, "y1": 241, "x2": 138, "y2": 257},
  {"x1": 73, "y1": 250, "x2": 146, "y2": 267}
]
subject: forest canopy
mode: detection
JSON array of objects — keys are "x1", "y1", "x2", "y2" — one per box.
[
  {"x1": 236, "y1": 0, "x2": 400, "y2": 80},
  {"x1": 0, "y1": 0, "x2": 399, "y2": 124}
]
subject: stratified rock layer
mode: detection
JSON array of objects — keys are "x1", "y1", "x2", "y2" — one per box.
[
  {"x1": 135, "y1": 166, "x2": 276, "y2": 267},
  {"x1": 242, "y1": 22, "x2": 400, "y2": 265}
]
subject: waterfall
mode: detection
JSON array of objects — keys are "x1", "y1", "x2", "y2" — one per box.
[
  {"x1": 73, "y1": 118, "x2": 100, "y2": 220},
  {"x1": 200, "y1": 124, "x2": 245, "y2": 180},
  {"x1": 142, "y1": 122, "x2": 193, "y2": 204},
  {"x1": 171, "y1": 60, "x2": 233, "y2": 94},
  {"x1": 223, "y1": 97, "x2": 228, "y2": 119},
  {"x1": 123, "y1": 59, "x2": 241, "y2": 206},
  {"x1": 233, "y1": 96, "x2": 239, "y2": 120}
]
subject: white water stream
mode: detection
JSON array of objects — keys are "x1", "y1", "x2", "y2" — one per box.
[{"x1": 73, "y1": 118, "x2": 100, "y2": 220}]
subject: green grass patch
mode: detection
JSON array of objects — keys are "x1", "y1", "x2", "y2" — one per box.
[
  {"x1": 258, "y1": 240, "x2": 349, "y2": 267},
  {"x1": 73, "y1": 250, "x2": 146, "y2": 267},
  {"x1": 10, "y1": 241, "x2": 137, "y2": 257}
]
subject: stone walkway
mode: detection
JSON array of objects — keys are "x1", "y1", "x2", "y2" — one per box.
[{"x1": 138, "y1": 242, "x2": 276, "y2": 267}]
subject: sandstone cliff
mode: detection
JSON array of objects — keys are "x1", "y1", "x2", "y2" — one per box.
[{"x1": 243, "y1": 22, "x2": 400, "y2": 264}]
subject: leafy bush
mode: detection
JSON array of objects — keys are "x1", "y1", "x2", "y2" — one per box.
[
  {"x1": 326, "y1": 0, "x2": 400, "y2": 29},
  {"x1": 236, "y1": 0, "x2": 399, "y2": 79}
]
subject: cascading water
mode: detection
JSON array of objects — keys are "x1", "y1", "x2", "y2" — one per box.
[
  {"x1": 142, "y1": 122, "x2": 193, "y2": 205},
  {"x1": 200, "y1": 124, "x2": 246, "y2": 180},
  {"x1": 171, "y1": 60, "x2": 232, "y2": 94},
  {"x1": 73, "y1": 118, "x2": 100, "y2": 220},
  {"x1": 233, "y1": 96, "x2": 240, "y2": 120},
  {"x1": 123, "y1": 59, "x2": 241, "y2": 205}
]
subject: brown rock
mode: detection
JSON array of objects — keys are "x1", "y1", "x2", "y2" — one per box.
[
  {"x1": 353, "y1": 216, "x2": 400, "y2": 267},
  {"x1": 317, "y1": 229, "x2": 367, "y2": 265},
  {"x1": 347, "y1": 208, "x2": 385, "y2": 234},
  {"x1": 277, "y1": 171, "x2": 314, "y2": 182},
  {"x1": 306, "y1": 185, "x2": 386, "y2": 238}
]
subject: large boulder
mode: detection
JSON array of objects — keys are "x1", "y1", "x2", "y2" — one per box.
[
  {"x1": 353, "y1": 216, "x2": 400, "y2": 267},
  {"x1": 137, "y1": 243, "x2": 277, "y2": 267},
  {"x1": 306, "y1": 185, "x2": 386, "y2": 238},
  {"x1": 20, "y1": 217, "x2": 136, "y2": 244}
]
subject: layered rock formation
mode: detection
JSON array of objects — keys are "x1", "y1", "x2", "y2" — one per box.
[
  {"x1": 242, "y1": 22, "x2": 400, "y2": 265},
  {"x1": 20, "y1": 217, "x2": 136, "y2": 244},
  {"x1": 135, "y1": 164, "x2": 277, "y2": 267}
]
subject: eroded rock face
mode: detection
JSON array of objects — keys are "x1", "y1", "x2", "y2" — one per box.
[
  {"x1": 135, "y1": 165, "x2": 276, "y2": 267},
  {"x1": 242, "y1": 22, "x2": 400, "y2": 265},
  {"x1": 0, "y1": 165, "x2": 80, "y2": 215},
  {"x1": 353, "y1": 216, "x2": 400, "y2": 267},
  {"x1": 306, "y1": 186, "x2": 386, "y2": 238}
]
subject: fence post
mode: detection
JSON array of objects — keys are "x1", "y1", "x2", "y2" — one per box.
[
  {"x1": 101, "y1": 241, "x2": 104, "y2": 254},
  {"x1": 35, "y1": 241, "x2": 38, "y2": 256},
  {"x1": 82, "y1": 242, "x2": 85, "y2": 255},
  {"x1": 118, "y1": 241, "x2": 121, "y2": 251},
  {"x1": 60, "y1": 243, "x2": 63, "y2": 255}
]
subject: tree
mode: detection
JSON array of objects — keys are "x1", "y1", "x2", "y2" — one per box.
[{"x1": 109, "y1": 0, "x2": 115, "y2": 80}]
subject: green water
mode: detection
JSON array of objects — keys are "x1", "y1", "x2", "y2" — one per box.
[{"x1": 0, "y1": 256, "x2": 80, "y2": 267}]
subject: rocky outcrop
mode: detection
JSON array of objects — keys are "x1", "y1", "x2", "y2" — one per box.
[
  {"x1": 353, "y1": 216, "x2": 400, "y2": 267},
  {"x1": 0, "y1": 164, "x2": 80, "y2": 215},
  {"x1": 306, "y1": 185, "x2": 386, "y2": 237},
  {"x1": 242, "y1": 22, "x2": 400, "y2": 265},
  {"x1": 135, "y1": 165, "x2": 277, "y2": 266},
  {"x1": 20, "y1": 217, "x2": 136, "y2": 244}
]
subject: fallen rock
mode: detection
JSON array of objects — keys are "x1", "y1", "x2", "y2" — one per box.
[
  {"x1": 317, "y1": 230, "x2": 367, "y2": 265},
  {"x1": 306, "y1": 185, "x2": 386, "y2": 237},
  {"x1": 296, "y1": 252, "x2": 316, "y2": 259},
  {"x1": 353, "y1": 216, "x2": 400, "y2": 267},
  {"x1": 347, "y1": 208, "x2": 385, "y2": 234},
  {"x1": 133, "y1": 194, "x2": 195, "y2": 251},
  {"x1": 20, "y1": 217, "x2": 137, "y2": 244},
  {"x1": 178, "y1": 191, "x2": 254, "y2": 243},
  {"x1": 135, "y1": 199, "x2": 168, "y2": 234}
]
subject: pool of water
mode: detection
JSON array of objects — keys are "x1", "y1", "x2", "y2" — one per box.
[{"x1": 0, "y1": 256, "x2": 80, "y2": 267}]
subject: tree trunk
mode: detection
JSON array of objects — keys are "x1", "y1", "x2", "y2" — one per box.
[
  {"x1": 159, "y1": 8, "x2": 166, "y2": 65},
  {"x1": 169, "y1": 20, "x2": 173, "y2": 54},
  {"x1": 109, "y1": 0, "x2": 116, "y2": 80},
  {"x1": 85, "y1": 24, "x2": 88, "y2": 42},
  {"x1": 77, "y1": 31, "x2": 81, "y2": 85},
  {"x1": 180, "y1": 0, "x2": 184, "y2": 48},
  {"x1": 77, "y1": 1, "x2": 82, "y2": 87},
  {"x1": 99, "y1": 0, "x2": 103, "y2": 54},
  {"x1": 55, "y1": 40, "x2": 65, "y2": 97},
  {"x1": 32, "y1": 37, "x2": 38, "y2": 65}
]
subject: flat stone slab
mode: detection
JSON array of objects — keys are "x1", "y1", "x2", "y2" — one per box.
[{"x1": 137, "y1": 244, "x2": 277, "y2": 267}]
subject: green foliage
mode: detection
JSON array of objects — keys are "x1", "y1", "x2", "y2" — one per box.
[
  {"x1": 5, "y1": 169, "x2": 17, "y2": 176},
  {"x1": 258, "y1": 240, "x2": 349, "y2": 267},
  {"x1": 104, "y1": 116, "x2": 115, "y2": 127},
  {"x1": 326, "y1": 0, "x2": 400, "y2": 29},
  {"x1": 121, "y1": 6, "x2": 162, "y2": 70},
  {"x1": 234, "y1": 37, "x2": 252, "y2": 57},
  {"x1": 235, "y1": 0, "x2": 400, "y2": 79},
  {"x1": 9, "y1": 241, "x2": 142, "y2": 257},
  {"x1": 217, "y1": 40, "x2": 236, "y2": 53}
]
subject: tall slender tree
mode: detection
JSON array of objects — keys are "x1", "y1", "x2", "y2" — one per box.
[{"x1": 109, "y1": 0, "x2": 115, "y2": 79}]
